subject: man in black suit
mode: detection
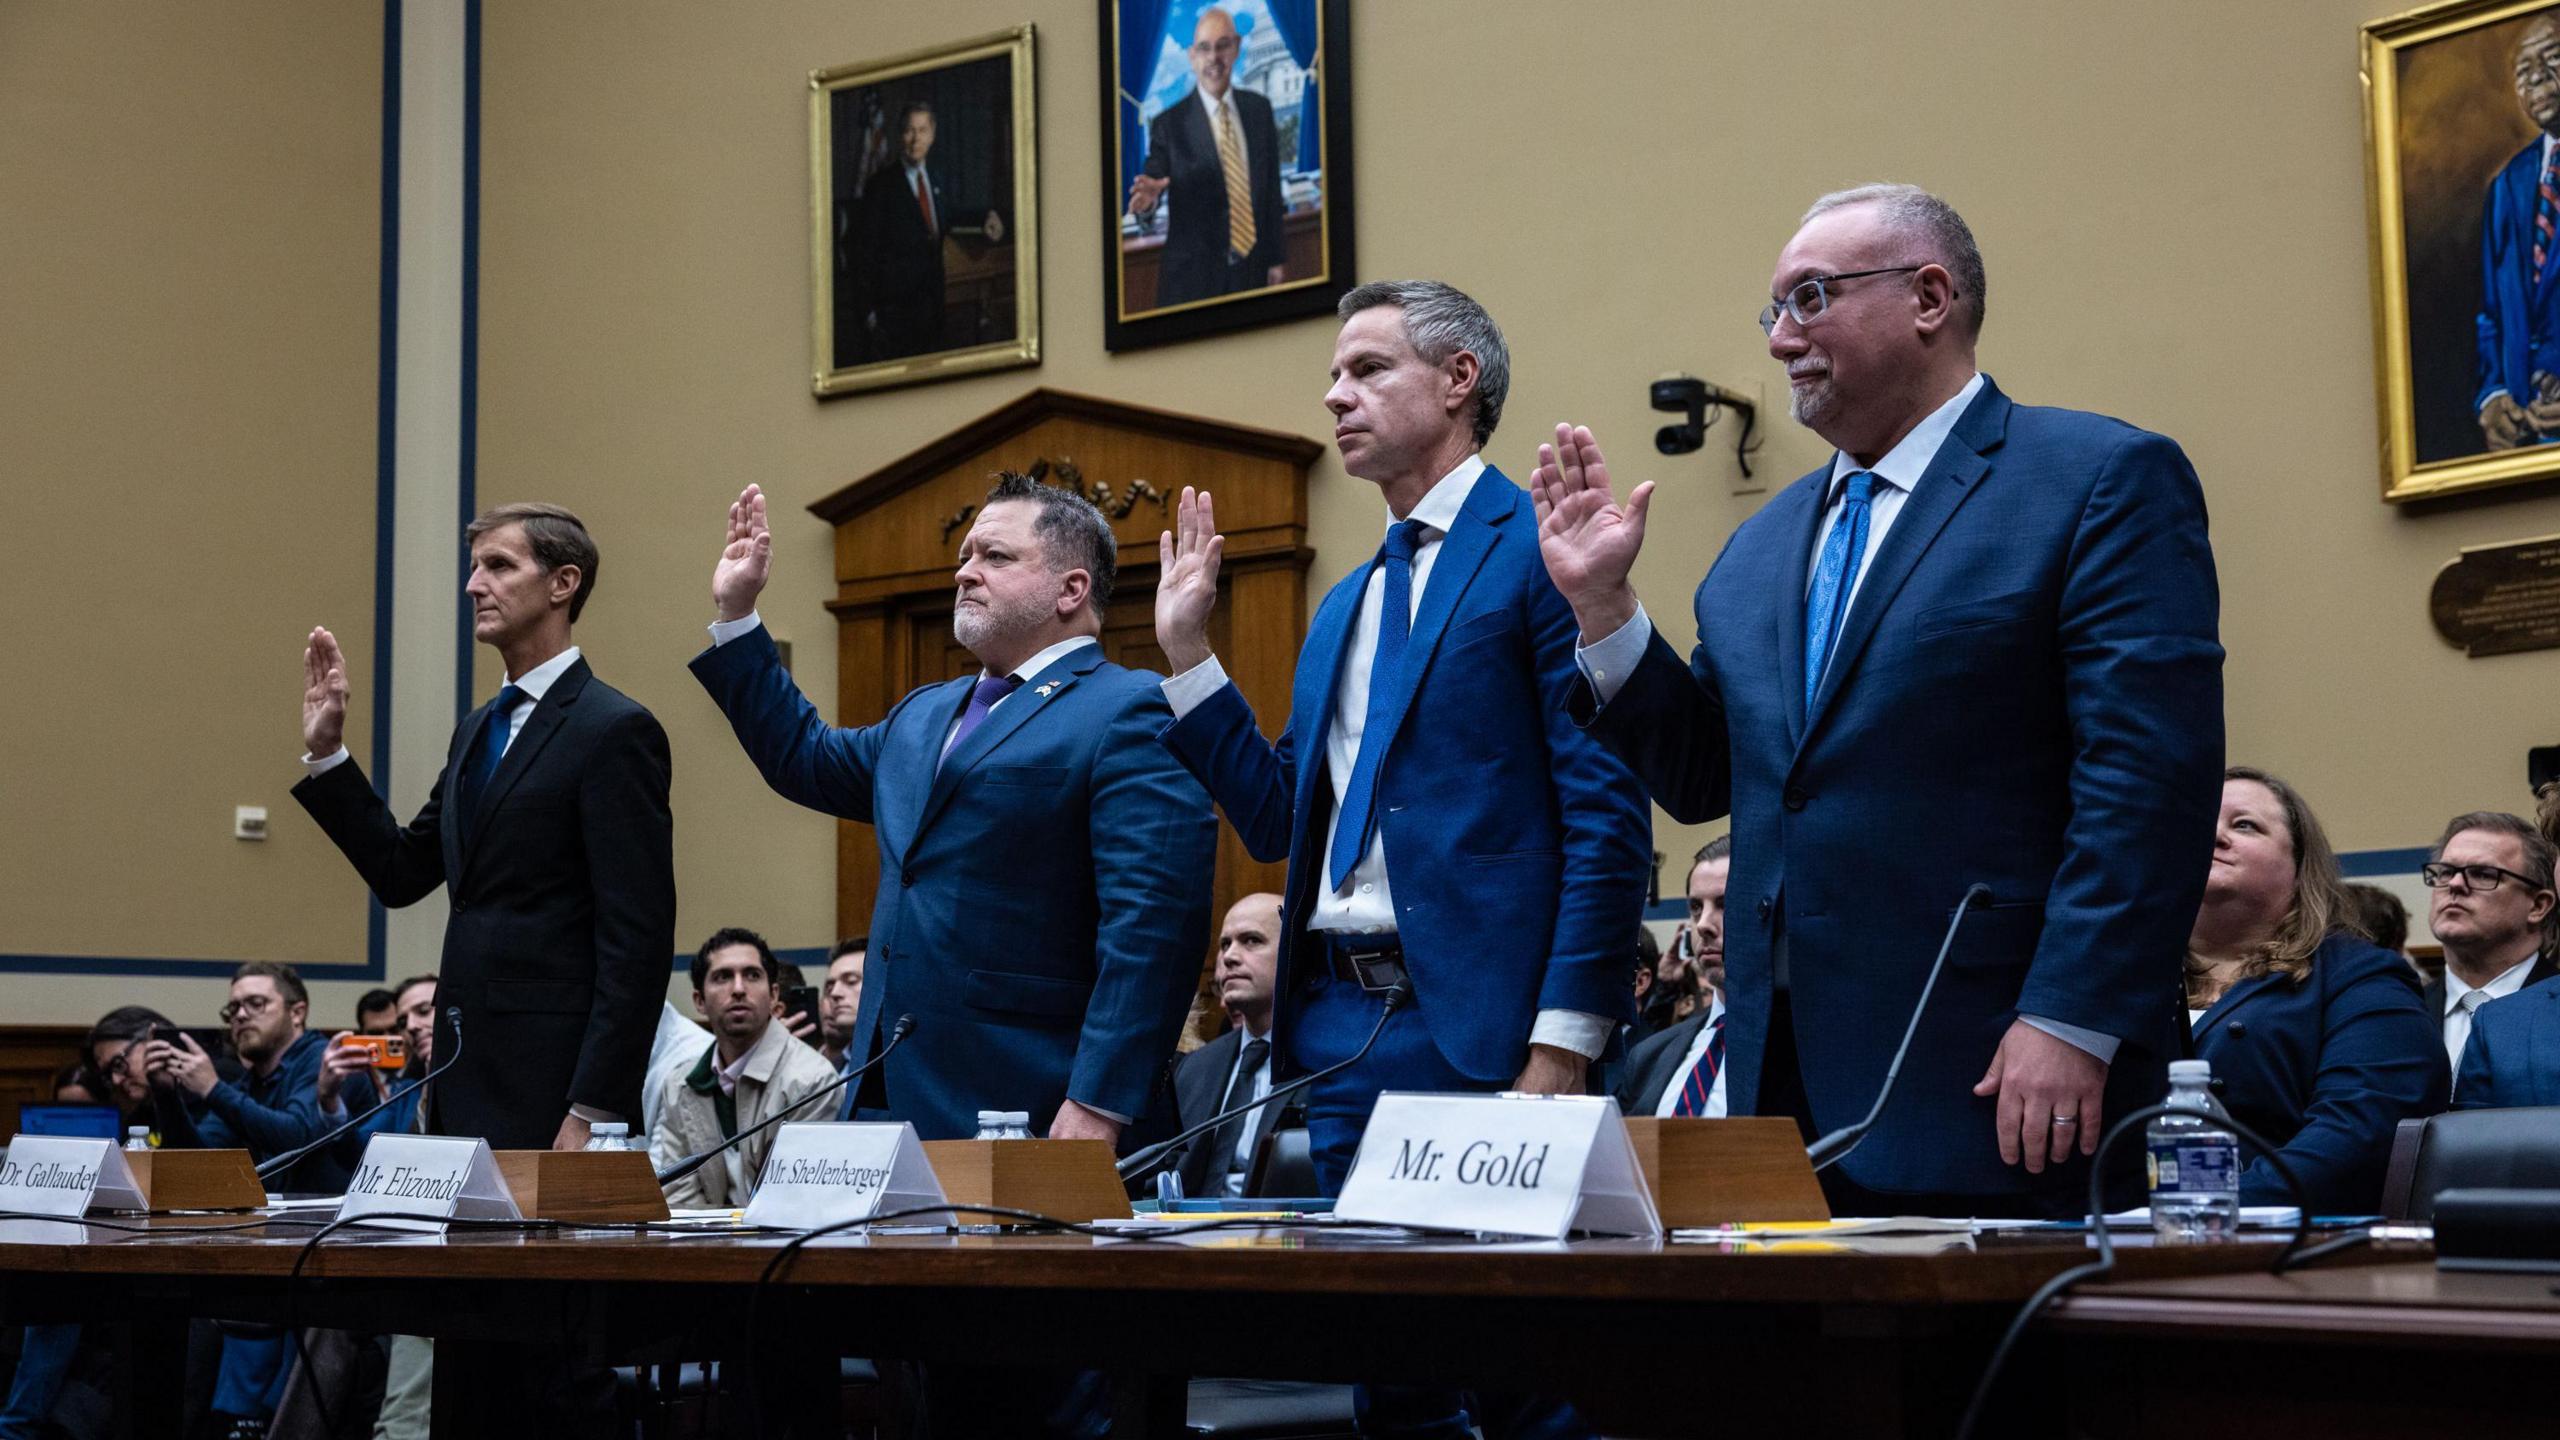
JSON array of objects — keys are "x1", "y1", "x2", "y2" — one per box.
[
  {"x1": 858, "y1": 100, "x2": 950, "y2": 361},
  {"x1": 1171, "y1": 892, "x2": 1282, "y2": 1198},
  {"x1": 2420, "y1": 812, "x2": 2557, "y2": 1079},
  {"x1": 294, "y1": 502, "x2": 676, "y2": 1155},
  {"x1": 1126, "y1": 7, "x2": 1287, "y2": 308},
  {"x1": 1617, "y1": 840, "x2": 1731, "y2": 1117}
]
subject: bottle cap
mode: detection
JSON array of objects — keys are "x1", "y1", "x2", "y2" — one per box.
[
  {"x1": 2167, "y1": 1058, "x2": 2212, "y2": 1082},
  {"x1": 976, "y1": 1110, "x2": 1005, "y2": 1124},
  {"x1": 127, "y1": 1126, "x2": 148, "y2": 1136},
  {"x1": 1004, "y1": 1111, "x2": 1031, "y2": 1125}
]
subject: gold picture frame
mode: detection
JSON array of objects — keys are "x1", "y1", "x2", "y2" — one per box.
[
  {"x1": 2365, "y1": 0, "x2": 2560, "y2": 501},
  {"x1": 811, "y1": 26, "x2": 1039, "y2": 397}
]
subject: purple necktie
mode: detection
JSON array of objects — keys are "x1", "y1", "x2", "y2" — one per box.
[{"x1": 939, "y1": 672, "x2": 1024, "y2": 772}]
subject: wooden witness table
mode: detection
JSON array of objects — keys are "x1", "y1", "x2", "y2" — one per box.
[{"x1": 0, "y1": 1216, "x2": 2379, "y2": 1439}]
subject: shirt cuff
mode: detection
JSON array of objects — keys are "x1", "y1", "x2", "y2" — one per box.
[
  {"x1": 1529, "y1": 1008, "x2": 1615, "y2": 1061},
  {"x1": 707, "y1": 611, "x2": 763, "y2": 646},
  {"x1": 1160, "y1": 654, "x2": 1232, "y2": 720},
  {"x1": 1068, "y1": 1100, "x2": 1132, "y2": 1125},
  {"x1": 1572, "y1": 604, "x2": 1654, "y2": 709},
  {"x1": 2021, "y1": 1014, "x2": 2120, "y2": 1064},
  {"x1": 569, "y1": 1104, "x2": 621, "y2": 1125},
  {"x1": 303, "y1": 747, "x2": 352, "y2": 777}
]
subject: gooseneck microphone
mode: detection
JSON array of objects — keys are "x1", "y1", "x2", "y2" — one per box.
[
  {"x1": 1804, "y1": 884, "x2": 1991, "y2": 1174},
  {"x1": 1118, "y1": 984, "x2": 1412, "y2": 1183},
  {"x1": 257, "y1": 1007, "x2": 465, "y2": 1182},
  {"x1": 653, "y1": 1014, "x2": 917, "y2": 1189}
]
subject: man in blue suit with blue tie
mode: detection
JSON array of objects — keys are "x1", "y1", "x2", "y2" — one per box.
[
  {"x1": 1153, "y1": 279, "x2": 1651, "y2": 1194},
  {"x1": 692, "y1": 475, "x2": 1216, "y2": 1149},
  {"x1": 1537, "y1": 184, "x2": 2224, "y2": 1216}
]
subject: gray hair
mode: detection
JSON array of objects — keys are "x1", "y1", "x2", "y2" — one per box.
[
  {"x1": 985, "y1": 471, "x2": 1117, "y2": 618},
  {"x1": 1801, "y1": 183, "x2": 1987, "y2": 337},
  {"x1": 1337, "y1": 279, "x2": 1511, "y2": 448}
]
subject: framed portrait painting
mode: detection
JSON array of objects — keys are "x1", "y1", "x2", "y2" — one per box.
[
  {"x1": 811, "y1": 26, "x2": 1039, "y2": 397},
  {"x1": 1097, "y1": 0, "x2": 1353, "y2": 351},
  {"x1": 2364, "y1": 0, "x2": 2560, "y2": 500}
]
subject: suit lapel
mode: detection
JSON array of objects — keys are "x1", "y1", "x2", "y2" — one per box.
[
  {"x1": 458, "y1": 660, "x2": 588, "y2": 875},
  {"x1": 1292, "y1": 568, "x2": 1370, "y2": 830},
  {"x1": 2195, "y1": 970, "x2": 2283, "y2": 1039},
  {"x1": 1801, "y1": 383, "x2": 2010, "y2": 740},
  {"x1": 909, "y1": 644, "x2": 1101, "y2": 846},
  {"x1": 1364, "y1": 470, "x2": 1507, "y2": 755},
  {"x1": 1766, "y1": 472, "x2": 1830, "y2": 746}
]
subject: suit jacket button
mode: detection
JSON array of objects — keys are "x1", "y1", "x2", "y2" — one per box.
[
  {"x1": 1757, "y1": 897, "x2": 1773, "y2": 922},
  {"x1": 2227, "y1": 1022, "x2": 2245, "y2": 1036},
  {"x1": 1783, "y1": 787, "x2": 1808, "y2": 811},
  {"x1": 901, "y1": 870, "x2": 917, "y2": 887}
]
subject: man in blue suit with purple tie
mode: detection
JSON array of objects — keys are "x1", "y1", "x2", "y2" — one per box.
[
  {"x1": 691, "y1": 475, "x2": 1216, "y2": 1150},
  {"x1": 1537, "y1": 184, "x2": 2224, "y2": 1217}
]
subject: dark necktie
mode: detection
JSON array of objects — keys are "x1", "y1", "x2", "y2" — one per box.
[
  {"x1": 1673, "y1": 1013, "x2": 1728, "y2": 1118},
  {"x1": 464, "y1": 684, "x2": 527, "y2": 808},
  {"x1": 1213, "y1": 1036, "x2": 1271, "y2": 1189},
  {"x1": 2538, "y1": 146, "x2": 2558, "y2": 288},
  {"x1": 1329, "y1": 519, "x2": 1426, "y2": 890},
  {"x1": 938, "y1": 672, "x2": 1024, "y2": 773},
  {"x1": 914, "y1": 169, "x2": 937, "y2": 234},
  {"x1": 1803, "y1": 471, "x2": 1876, "y2": 709}
]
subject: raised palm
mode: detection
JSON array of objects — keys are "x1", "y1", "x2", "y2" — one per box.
[
  {"x1": 1529, "y1": 423, "x2": 1652, "y2": 631},
  {"x1": 715, "y1": 484, "x2": 773, "y2": 621},
  {"x1": 1154, "y1": 485, "x2": 1224, "y2": 674},
  {"x1": 302, "y1": 626, "x2": 349, "y2": 757}
]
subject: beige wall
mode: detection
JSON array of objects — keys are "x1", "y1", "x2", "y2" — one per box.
[
  {"x1": 1, "y1": 1, "x2": 383, "y2": 1025},
  {"x1": 12, "y1": 0, "x2": 2560, "y2": 1023}
]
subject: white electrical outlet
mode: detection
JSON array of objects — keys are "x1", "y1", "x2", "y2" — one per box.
[{"x1": 234, "y1": 806, "x2": 268, "y2": 841}]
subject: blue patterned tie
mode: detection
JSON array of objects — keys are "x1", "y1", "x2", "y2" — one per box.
[
  {"x1": 1803, "y1": 471, "x2": 1876, "y2": 709},
  {"x1": 938, "y1": 672, "x2": 1024, "y2": 773},
  {"x1": 1328, "y1": 519, "x2": 1426, "y2": 891},
  {"x1": 1673, "y1": 1013, "x2": 1727, "y2": 1118},
  {"x1": 465, "y1": 685, "x2": 527, "y2": 805}
]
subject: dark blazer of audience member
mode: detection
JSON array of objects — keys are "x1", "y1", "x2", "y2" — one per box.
[
  {"x1": 147, "y1": 963, "x2": 350, "y2": 1191},
  {"x1": 1170, "y1": 892, "x2": 1283, "y2": 1198},
  {"x1": 1619, "y1": 840, "x2": 1734, "y2": 1116},
  {"x1": 2185, "y1": 768, "x2": 2447, "y2": 1212},
  {"x1": 857, "y1": 101, "x2": 948, "y2": 361},
  {"x1": 294, "y1": 504, "x2": 677, "y2": 1152},
  {"x1": 1127, "y1": 8, "x2": 1287, "y2": 307},
  {"x1": 2455, "y1": 975, "x2": 2560, "y2": 1107},
  {"x1": 1155, "y1": 281, "x2": 1651, "y2": 1194},
  {"x1": 1539, "y1": 185, "x2": 2222, "y2": 1210},
  {"x1": 695, "y1": 476, "x2": 1217, "y2": 1145},
  {"x1": 2417, "y1": 813, "x2": 2558, "y2": 1076}
]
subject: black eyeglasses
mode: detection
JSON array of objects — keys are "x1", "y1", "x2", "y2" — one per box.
[
  {"x1": 2419, "y1": 861, "x2": 2550, "y2": 893},
  {"x1": 218, "y1": 994, "x2": 280, "y2": 1023},
  {"x1": 1758, "y1": 267, "x2": 1928, "y2": 335}
]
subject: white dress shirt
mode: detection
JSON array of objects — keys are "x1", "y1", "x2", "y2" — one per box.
[
  {"x1": 1165, "y1": 456, "x2": 1612, "y2": 1059},
  {"x1": 1219, "y1": 1023, "x2": 1274, "y2": 1195},
  {"x1": 1573, "y1": 374, "x2": 2115, "y2": 1065},
  {"x1": 1651, "y1": 996, "x2": 1730, "y2": 1119},
  {"x1": 2443, "y1": 952, "x2": 2541, "y2": 1072},
  {"x1": 712, "y1": 614, "x2": 1093, "y2": 752}
]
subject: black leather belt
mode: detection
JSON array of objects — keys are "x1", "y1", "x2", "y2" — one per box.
[{"x1": 1320, "y1": 935, "x2": 1409, "y2": 993}]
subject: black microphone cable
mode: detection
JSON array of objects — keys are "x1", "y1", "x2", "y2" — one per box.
[
  {"x1": 653, "y1": 1015, "x2": 917, "y2": 1190},
  {"x1": 256, "y1": 1007, "x2": 465, "y2": 1184},
  {"x1": 1118, "y1": 983, "x2": 1412, "y2": 1184}
]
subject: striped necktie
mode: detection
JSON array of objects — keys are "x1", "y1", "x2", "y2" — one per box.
[
  {"x1": 1674, "y1": 1014, "x2": 1728, "y2": 1118},
  {"x1": 1216, "y1": 101, "x2": 1255, "y2": 260},
  {"x1": 2537, "y1": 145, "x2": 2558, "y2": 288}
]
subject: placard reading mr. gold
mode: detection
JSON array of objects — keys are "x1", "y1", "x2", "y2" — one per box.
[{"x1": 1334, "y1": 1094, "x2": 1661, "y2": 1240}]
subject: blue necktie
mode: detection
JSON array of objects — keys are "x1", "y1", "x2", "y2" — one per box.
[
  {"x1": 938, "y1": 672, "x2": 1024, "y2": 773},
  {"x1": 1328, "y1": 519, "x2": 1426, "y2": 892},
  {"x1": 465, "y1": 684, "x2": 527, "y2": 806},
  {"x1": 1673, "y1": 1013, "x2": 1727, "y2": 1118},
  {"x1": 1803, "y1": 471, "x2": 1876, "y2": 709}
]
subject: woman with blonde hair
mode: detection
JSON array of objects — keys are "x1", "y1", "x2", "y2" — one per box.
[{"x1": 2186, "y1": 766, "x2": 2446, "y2": 1212}]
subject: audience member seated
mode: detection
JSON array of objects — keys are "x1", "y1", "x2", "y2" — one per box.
[
  {"x1": 1617, "y1": 841, "x2": 1731, "y2": 1119},
  {"x1": 1652, "y1": 837, "x2": 1730, "y2": 1032},
  {"x1": 814, "y1": 936, "x2": 865, "y2": 1073},
  {"x1": 2342, "y1": 882, "x2": 2410, "y2": 957},
  {"x1": 1170, "y1": 894, "x2": 1282, "y2": 1199},
  {"x1": 2454, "y1": 967, "x2": 2560, "y2": 1107},
  {"x1": 2419, "y1": 812, "x2": 2557, "y2": 1078},
  {"x1": 2185, "y1": 768, "x2": 2447, "y2": 1213},
  {"x1": 47, "y1": 1062, "x2": 100, "y2": 1108},
  {"x1": 649, "y1": 928, "x2": 836, "y2": 1207},
  {"x1": 353, "y1": 987, "x2": 398, "y2": 1037},
  {"x1": 1628, "y1": 927, "x2": 1672, "y2": 1043},
  {"x1": 83, "y1": 1005, "x2": 185, "y2": 1138},
  {"x1": 315, "y1": 973, "x2": 440, "y2": 1151},
  {"x1": 145, "y1": 962, "x2": 345, "y2": 1190}
]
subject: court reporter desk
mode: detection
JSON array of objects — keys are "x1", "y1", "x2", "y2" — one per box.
[{"x1": 0, "y1": 1215, "x2": 2405, "y2": 1438}]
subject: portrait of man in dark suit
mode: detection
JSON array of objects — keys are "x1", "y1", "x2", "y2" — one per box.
[
  {"x1": 1126, "y1": 7, "x2": 1288, "y2": 309},
  {"x1": 857, "y1": 101, "x2": 953, "y2": 362}
]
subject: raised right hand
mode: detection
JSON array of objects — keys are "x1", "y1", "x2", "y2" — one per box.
[
  {"x1": 303, "y1": 627, "x2": 349, "y2": 757},
  {"x1": 1128, "y1": 172, "x2": 1169, "y2": 218},
  {"x1": 1155, "y1": 486, "x2": 1224, "y2": 675},
  {"x1": 1529, "y1": 423, "x2": 1652, "y2": 641},
  {"x1": 714, "y1": 484, "x2": 773, "y2": 622}
]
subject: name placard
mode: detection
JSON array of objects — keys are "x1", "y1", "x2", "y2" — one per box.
[
  {"x1": 742, "y1": 1122, "x2": 946, "y2": 1230},
  {"x1": 0, "y1": 1138, "x2": 147, "y2": 1217},
  {"x1": 1335, "y1": 1093, "x2": 1662, "y2": 1240},
  {"x1": 339, "y1": 1135, "x2": 522, "y2": 1229}
]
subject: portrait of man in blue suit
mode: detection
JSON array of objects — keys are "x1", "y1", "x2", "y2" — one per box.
[
  {"x1": 2473, "y1": 13, "x2": 2560, "y2": 451},
  {"x1": 692, "y1": 474, "x2": 1217, "y2": 1149},
  {"x1": 1153, "y1": 279, "x2": 1652, "y2": 1195},
  {"x1": 1538, "y1": 184, "x2": 2224, "y2": 1216}
]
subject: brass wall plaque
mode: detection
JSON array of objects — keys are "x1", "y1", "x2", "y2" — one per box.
[{"x1": 2431, "y1": 534, "x2": 2560, "y2": 657}]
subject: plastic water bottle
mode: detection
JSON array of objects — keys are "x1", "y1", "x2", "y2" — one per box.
[
  {"x1": 1000, "y1": 1111, "x2": 1034, "y2": 1141},
  {"x1": 582, "y1": 1122, "x2": 634, "y2": 1153},
  {"x1": 2148, "y1": 1059, "x2": 2240, "y2": 1243},
  {"x1": 124, "y1": 1127, "x2": 151, "y2": 1152},
  {"x1": 974, "y1": 1110, "x2": 1009, "y2": 1141}
]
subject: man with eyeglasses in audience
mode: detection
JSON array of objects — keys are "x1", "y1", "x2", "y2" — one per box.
[
  {"x1": 2420, "y1": 813, "x2": 2558, "y2": 1084},
  {"x1": 144, "y1": 962, "x2": 343, "y2": 1190}
]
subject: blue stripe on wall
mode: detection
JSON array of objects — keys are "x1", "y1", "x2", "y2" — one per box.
[
  {"x1": 2338, "y1": 847, "x2": 2434, "y2": 879},
  {"x1": 454, "y1": 0, "x2": 481, "y2": 726},
  {"x1": 365, "y1": 0, "x2": 404, "y2": 979}
]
